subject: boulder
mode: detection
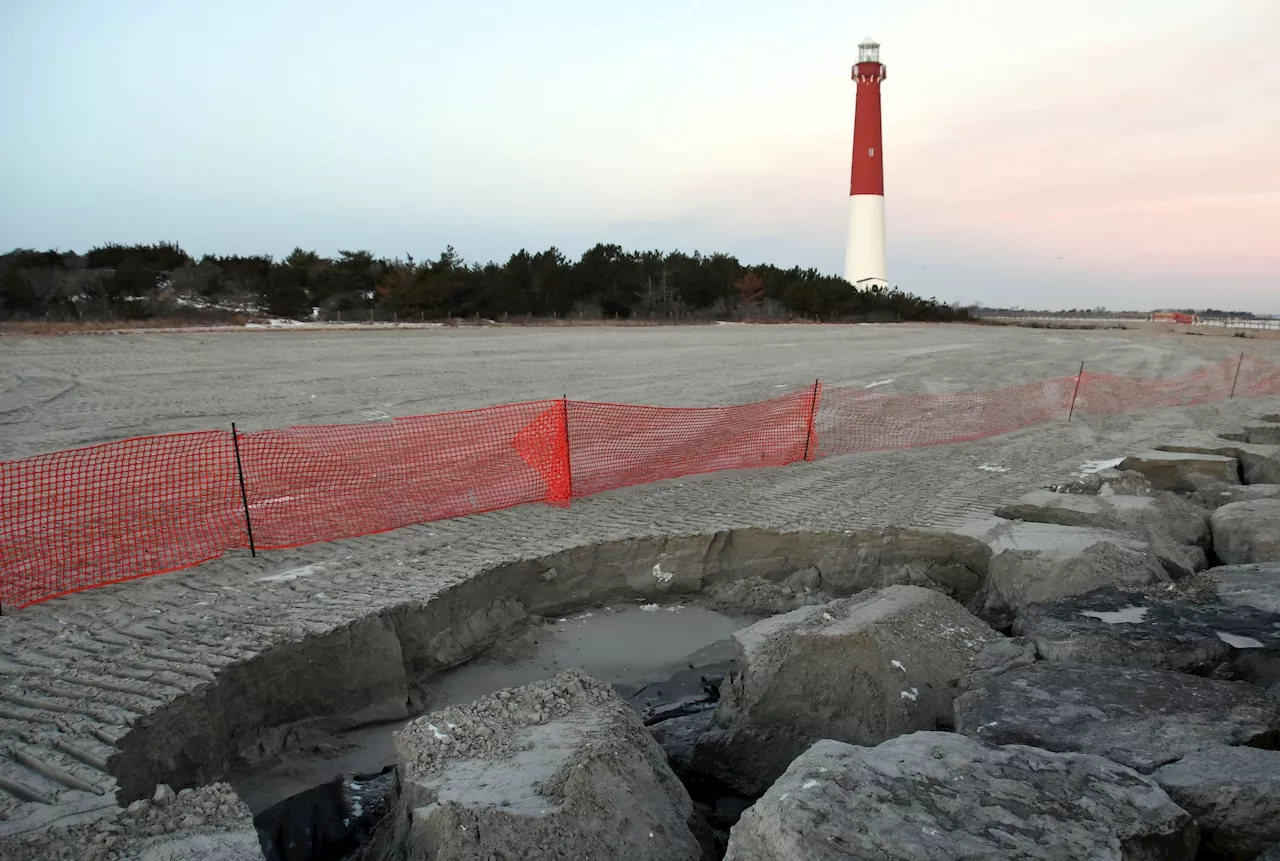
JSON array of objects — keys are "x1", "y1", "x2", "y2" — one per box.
[
  {"x1": 723, "y1": 732, "x2": 1199, "y2": 861},
  {"x1": 1096, "y1": 467, "x2": 1160, "y2": 496},
  {"x1": 1260, "y1": 843, "x2": 1280, "y2": 861},
  {"x1": 1012, "y1": 585, "x2": 1280, "y2": 688},
  {"x1": 994, "y1": 490, "x2": 1210, "y2": 577},
  {"x1": 996, "y1": 489, "x2": 1209, "y2": 543},
  {"x1": 1194, "y1": 482, "x2": 1280, "y2": 510},
  {"x1": 647, "y1": 710, "x2": 715, "y2": 777},
  {"x1": 1119, "y1": 451, "x2": 1240, "y2": 493},
  {"x1": 955, "y1": 653, "x2": 1280, "y2": 772},
  {"x1": 1242, "y1": 423, "x2": 1280, "y2": 445},
  {"x1": 1212, "y1": 499, "x2": 1280, "y2": 565},
  {"x1": 958, "y1": 519, "x2": 1168, "y2": 627},
  {"x1": 1156, "y1": 439, "x2": 1280, "y2": 486},
  {"x1": 1211, "y1": 563, "x2": 1280, "y2": 614},
  {"x1": 696, "y1": 586, "x2": 999, "y2": 794},
  {"x1": 1153, "y1": 746, "x2": 1280, "y2": 860},
  {"x1": 384, "y1": 670, "x2": 703, "y2": 861}
]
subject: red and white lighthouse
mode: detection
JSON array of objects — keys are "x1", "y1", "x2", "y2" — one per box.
[{"x1": 844, "y1": 38, "x2": 887, "y2": 287}]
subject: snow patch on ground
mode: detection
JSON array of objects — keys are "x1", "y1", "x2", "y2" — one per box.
[
  {"x1": 258, "y1": 564, "x2": 324, "y2": 583},
  {"x1": 864, "y1": 379, "x2": 895, "y2": 389},
  {"x1": 1217, "y1": 631, "x2": 1265, "y2": 649},
  {"x1": 978, "y1": 465, "x2": 1010, "y2": 473},
  {"x1": 1073, "y1": 457, "x2": 1124, "y2": 477},
  {"x1": 651, "y1": 563, "x2": 673, "y2": 583}
]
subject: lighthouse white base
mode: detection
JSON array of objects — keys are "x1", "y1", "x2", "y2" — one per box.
[{"x1": 843, "y1": 194, "x2": 887, "y2": 287}]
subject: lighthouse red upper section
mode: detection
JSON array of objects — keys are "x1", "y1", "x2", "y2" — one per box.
[{"x1": 850, "y1": 51, "x2": 886, "y2": 196}]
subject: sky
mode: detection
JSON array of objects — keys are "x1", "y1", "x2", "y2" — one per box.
[{"x1": 1, "y1": 0, "x2": 1277, "y2": 312}]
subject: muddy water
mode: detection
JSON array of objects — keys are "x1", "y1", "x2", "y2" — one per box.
[{"x1": 231, "y1": 602, "x2": 750, "y2": 813}]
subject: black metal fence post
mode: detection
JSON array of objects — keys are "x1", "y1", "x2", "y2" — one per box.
[
  {"x1": 802, "y1": 379, "x2": 820, "y2": 462},
  {"x1": 231, "y1": 423, "x2": 257, "y2": 557},
  {"x1": 1067, "y1": 361, "x2": 1085, "y2": 422},
  {"x1": 1229, "y1": 352, "x2": 1244, "y2": 400}
]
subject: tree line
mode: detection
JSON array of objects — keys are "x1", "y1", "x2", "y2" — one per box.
[{"x1": 0, "y1": 242, "x2": 970, "y2": 324}]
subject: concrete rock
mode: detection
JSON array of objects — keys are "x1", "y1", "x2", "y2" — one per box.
[
  {"x1": 1153, "y1": 746, "x2": 1280, "y2": 860},
  {"x1": 698, "y1": 586, "x2": 998, "y2": 794},
  {"x1": 956, "y1": 656, "x2": 1280, "y2": 772},
  {"x1": 995, "y1": 490, "x2": 1210, "y2": 577},
  {"x1": 1242, "y1": 424, "x2": 1280, "y2": 445},
  {"x1": 647, "y1": 710, "x2": 715, "y2": 777},
  {"x1": 1157, "y1": 439, "x2": 1280, "y2": 486},
  {"x1": 1097, "y1": 467, "x2": 1160, "y2": 496},
  {"x1": 1212, "y1": 500, "x2": 1280, "y2": 565},
  {"x1": 1211, "y1": 563, "x2": 1280, "y2": 614},
  {"x1": 386, "y1": 670, "x2": 702, "y2": 861},
  {"x1": 959, "y1": 519, "x2": 1169, "y2": 627},
  {"x1": 1012, "y1": 585, "x2": 1280, "y2": 688},
  {"x1": 996, "y1": 489, "x2": 1209, "y2": 543},
  {"x1": 1119, "y1": 450, "x2": 1241, "y2": 493},
  {"x1": 723, "y1": 732, "x2": 1198, "y2": 861},
  {"x1": 1194, "y1": 482, "x2": 1280, "y2": 510}
]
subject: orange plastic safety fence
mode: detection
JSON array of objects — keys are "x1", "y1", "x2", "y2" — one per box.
[
  {"x1": 239, "y1": 400, "x2": 569, "y2": 550},
  {"x1": 1072, "y1": 357, "x2": 1241, "y2": 415},
  {"x1": 0, "y1": 432, "x2": 241, "y2": 608},
  {"x1": 566, "y1": 386, "x2": 819, "y2": 497},
  {"x1": 1233, "y1": 355, "x2": 1280, "y2": 399},
  {"x1": 816, "y1": 377, "x2": 1078, "y2": 456},
  {"x1": 4, "y1": 358, "x2": 1280, "y2": 609}
]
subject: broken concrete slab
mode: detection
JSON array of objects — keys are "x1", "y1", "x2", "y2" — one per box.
[
  {"x1": 958, "y1": 519, "x2": 1168, "y2": 626},
  {"x1": 723, "y1": 732, "x2": 1198, "y2": 861},
  {"x1": 1156, "y1": 438, "x2": 1280, "y2": 486},
  {"x1": 1012, "y1": 585, "x2": 1280, "y2": 688},
  {"x1": 1119, "y1": 450, "x2": 1240, "y2": 493},
  {"x1": 696, "y1": 586, "x2": 999, "y2": 795},
  {"x1": 1193, "y1": 482, "x2": 1280, "y2": 510},
  {"x1": 1241, "y1": 424, "x2": 1280, "y2": 445},
  {"x1": 647, "y1": 710, "x2": 715, "y2": 778},
  {"x1": 384, "y1": 670, "x2": 703, "y2": 861},
  {"x1": 1212, "y1": 499, "x2": 1280, "y2": 565},
  {"x1": 1210, "y1": 563, "x2": 1280, "y2": 614},
  {"x1": 1153, "y1": 746, "x2": 1280, "y2": 860},
  {"x1": 955, "y1": 657, "x2": 1280, "y2": 772},
  {"x1": 995, "y1": 489, "x2": 1209, "y2": 545},
  {"x1": 994, "y1": 490, "x2": 1210, "y2": 577}
]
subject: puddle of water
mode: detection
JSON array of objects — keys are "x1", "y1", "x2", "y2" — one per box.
[{"x1": 232, "y1": 603, "x2": 749, "y2": 813}]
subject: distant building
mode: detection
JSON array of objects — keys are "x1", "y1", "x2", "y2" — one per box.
[{"x1": 1152, "y1": 311, "x2": 1196, "y2": 324}]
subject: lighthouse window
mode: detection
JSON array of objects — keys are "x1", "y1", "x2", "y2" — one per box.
[{"x1": 869, "y1": 148, "x2": 875, "y2": 157}]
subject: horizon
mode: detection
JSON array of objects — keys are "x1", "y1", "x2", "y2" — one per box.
[{"x1": 2, "y1": 0, "x2": 1277, "y2": 314}]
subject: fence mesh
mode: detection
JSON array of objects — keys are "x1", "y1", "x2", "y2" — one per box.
[
  {"x1": 816, "y1": 378, "x2": 1078, "y2": 455},
  {"x1": 0, "y1": 432, "x2": 241, "y2": 607},
  {"x1": 567, "y1": 387, "x2": 818, "y2": 498},
  {"x1": 2, "y1": 357, "x2": 1279, "y2": 608},
  {"x1": 240, "y1": 400, "x2": 568, "y2": 550}
]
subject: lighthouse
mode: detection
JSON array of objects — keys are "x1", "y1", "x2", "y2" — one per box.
[{"x1": 844, "y1": 38, "x2": 887, "y2": 288}]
